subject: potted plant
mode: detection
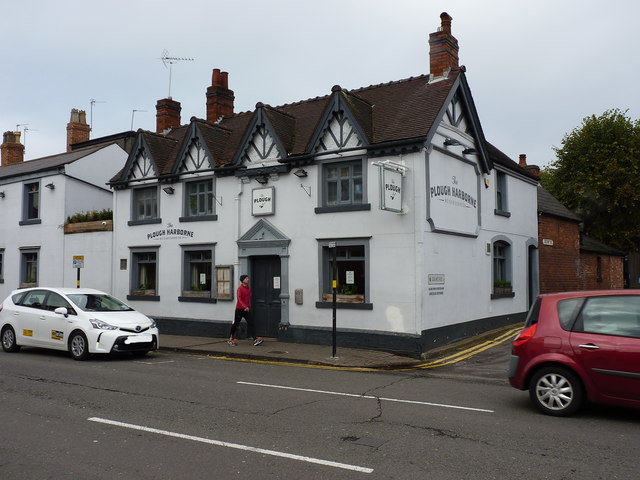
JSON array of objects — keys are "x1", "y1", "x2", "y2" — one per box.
[
  {"x1": 182, "y1": 283, "x2": 211, "y2": 298},
  {"x1": 494, "y1": 279, "x2": 512, "y2": 294},
  {"x1": 322, "y1": 284, "x2": 365, "y2": 303},
  {"x1": 132, "y1": 283, "x2": 155, "y2": 296}
]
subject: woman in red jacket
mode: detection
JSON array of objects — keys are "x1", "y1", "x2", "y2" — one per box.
[{"x1": 228, "y1": 275, "x2": 263, "y2": 346}]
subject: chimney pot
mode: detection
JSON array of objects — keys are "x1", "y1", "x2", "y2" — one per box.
[
  {"x1": 66, "y1": 108, "x2": 91, "y2": 152},
  {"x1": 212, "y1": 68, "x2": 221, "y2": 86},
  {"x1": 440, "y1": 12, "x2": 453, "y2": 34},
  {"x1": 429, "y1": 12, "x2": 459, "y2": 78},
  {"x1": 519, "y1": 154, "x2": 527, "y2": 167},
  {"x1": 206, "y1": 68, "x2": 235, "y2": 122},
  {"x1": 155, "y1": 97, "x2": 182, "y2": 134},
  {"x1": 1, "y1": 130, "x2": 25, "y2": 166}
]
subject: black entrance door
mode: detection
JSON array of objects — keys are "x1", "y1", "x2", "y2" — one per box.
[{"x1": 251, "y1": 256, "x2": 281, "y2": 337}]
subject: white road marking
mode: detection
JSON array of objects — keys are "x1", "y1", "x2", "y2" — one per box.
[
  {"x1": 134, "y1": 360, "x2": 176, "y2": 365},
  {"x1": 88, "y1": 417, "x2": 373, "y2": 474},
  {"x1": 237, "y1": 381, "x2": 494, "y2": 413}
]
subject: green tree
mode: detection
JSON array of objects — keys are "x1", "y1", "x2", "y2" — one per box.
[{"x1": 540, "y1": 109, "x2": 640, "y2": 251}]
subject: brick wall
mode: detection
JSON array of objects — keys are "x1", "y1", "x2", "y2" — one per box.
[
  {"x1": 579, "y1": 252, "x2": 625, "y2": 290},
  {"x1": 539, "y1": 214, "x2": 625, "y2": 293},
  {"x1": 538, "y1": 215, "x2": 582, "y2": 293}
]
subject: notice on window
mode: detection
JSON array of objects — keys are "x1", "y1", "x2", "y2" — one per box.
[
  {"x1": 273, "y1": 276, "x2": 281, "y2": 289},
  {"x1": 199, "y1": 273, "x2": 207, "y2": 285},
  {"x1": 346, "y1": 271, "x2": 355, "y2": 284}
]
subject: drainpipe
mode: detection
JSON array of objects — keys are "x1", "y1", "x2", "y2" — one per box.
[{"x1": 235, "y1": 177, "x2": 244, "y2": 268}]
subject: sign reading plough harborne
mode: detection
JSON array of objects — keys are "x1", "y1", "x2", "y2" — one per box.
[{"x1": 428, "y1": 156, "x2": 479, "y2": 236}]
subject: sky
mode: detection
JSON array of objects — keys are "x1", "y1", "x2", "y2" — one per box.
[{"x1": 2, "y1": 0, "x2": 639, "y2": 168}]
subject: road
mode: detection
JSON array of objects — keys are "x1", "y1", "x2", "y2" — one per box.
[{"x1": 1, "y1": 345, "x2": 639, "y2": 479}]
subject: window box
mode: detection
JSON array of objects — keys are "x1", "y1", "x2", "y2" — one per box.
[
  {"x1": 322, "y1": 293, "x2": 365, "y2": 303},
  {"x1": 493, "y1": 286, "x2": 513, "y2": 295},
  {"x1": 131, "y1": 288, "x2": 156, "y2": 296},
  {"x1": 181, "y1": 290, "x2": 211, "y2": 298}
]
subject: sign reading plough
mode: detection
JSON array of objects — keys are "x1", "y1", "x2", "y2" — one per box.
[{"x1": 380, "y1": 167, "x2": 403, "y2": 213}]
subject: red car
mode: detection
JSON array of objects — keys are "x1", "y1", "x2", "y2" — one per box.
[{"x1": 509, "y1": 290, "x2": 640, "y2": 416}]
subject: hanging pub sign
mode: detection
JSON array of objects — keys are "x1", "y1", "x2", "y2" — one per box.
[
  {"x1": 252, "y1": 186, "x2": 275, "y2": 216},
  {"x1": 378, "y1": 164, "x2": 404, "y2": 213}
]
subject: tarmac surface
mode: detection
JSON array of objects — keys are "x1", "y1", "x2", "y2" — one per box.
[{"x1": 158, "y1": 323, "x2": 522, "y2": 375}]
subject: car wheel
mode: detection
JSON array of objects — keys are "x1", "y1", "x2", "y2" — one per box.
[
  {"x1": 1, "y1": 326, "x2": 20, "y2": 353},
  {"x1": 68, "y1": 331, "x2": 89, "y2": 361},
  {"x1": 529, "y1": 366, "x2": 584, "y2": 416}
]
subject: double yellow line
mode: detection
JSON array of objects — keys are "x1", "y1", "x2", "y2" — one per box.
[
  {"x1": 188, "y1": 326, "x2": 522, "y2": 372},
  {"x1": 401, "y1": 326, "x2": 522, "y2": 371}
]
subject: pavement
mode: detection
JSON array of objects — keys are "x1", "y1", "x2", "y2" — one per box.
[{"x1": 158, "y1": 323, "x2": 522, "y2": 371}]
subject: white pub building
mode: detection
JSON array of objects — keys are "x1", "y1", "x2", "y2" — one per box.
[{"x1": 108, "y1": 13, "x2": 539, "y2": 355}]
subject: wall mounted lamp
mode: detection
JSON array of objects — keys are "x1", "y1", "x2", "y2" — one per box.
[
  {"x1": 462, "y1": 148, "x2": 477, "y2": 154},
  {"x1": 45, "y1": 183, "x2": 55, "y2": 190},
  {"x1": 255, "y1": 175, "x2": 268, "y2": 185},
  {"x1": 293, "y1": 168, "x2": 308, "y2": 178},
  {"x1": 162, "y1": 186, "x2": 175, "y2": 194},
  {"x1": 443, "y1": 138, "x2": 462, "y2": 146},
  {"x1": 0, "y1": 191, "x2": 5, "y2": 198}
]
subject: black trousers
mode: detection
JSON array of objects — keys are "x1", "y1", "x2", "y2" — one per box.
[{"x1": 229, "y1": 308, "x2": 256, "y2": 339}]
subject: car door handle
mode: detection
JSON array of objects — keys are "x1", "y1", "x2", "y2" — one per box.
[{"x1": 579, "y1": 344, "x2": 600, "y2": 350}]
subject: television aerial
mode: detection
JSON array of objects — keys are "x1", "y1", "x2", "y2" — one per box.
[
  {"x1": 159, "y1": 49, "x2": 194, "y2": 98},
  {"x1": 89, "y1": 98, "x2": 106, "y2": 132}
]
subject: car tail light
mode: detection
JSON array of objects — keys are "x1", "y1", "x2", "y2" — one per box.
[{"x1": 513, "y1": 323, "x2": 537, "y2": 347}]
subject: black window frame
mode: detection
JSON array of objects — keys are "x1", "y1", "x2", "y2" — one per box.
[
  {"x1": 19, "y1": 248, "x2": 39, "y2": 288},
  {"x1": 494, "y1": 170, "x2": 510, "y2": 217},
  {"x1": 129, "y1": 186, "x2": 160, "y2": 226},
  {"x1": 179, "y1": 244, "x2": 216, "y2": 303},
  {"x1": 491, "y1": 239, "x2": 514, "y2": 299},
  {"x1": 20, "y1": 181, "x2": 42, "y2": 225},
  {"x1": 128, "y1": 248, "x2": 160, "y2": 301},
  {"x1": 315, "y1": 158, "x2": 370, "y2": 214},
  {"x1": 316, "y1": 238, "x2": 372, "y2": 310},
  {"x1": 180, "y1": 177, "x2": 218, "y2": 222}
]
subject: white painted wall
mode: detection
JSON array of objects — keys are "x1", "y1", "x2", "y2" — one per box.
[{"x1": 0, "y1": 145, "x2": 128, "y2": 300}]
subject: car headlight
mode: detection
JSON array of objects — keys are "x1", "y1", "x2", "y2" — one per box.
[
  {"x1": 90, "y1": 319, "x2": 118, "y2": 330},
  {"x1": 150, "y1": 320, "x2": 157, "y2": 329}
]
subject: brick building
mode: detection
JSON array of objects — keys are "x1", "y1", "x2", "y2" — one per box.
[{"x1": 537, "y1": 185, "x2": 624, "y2": 293}]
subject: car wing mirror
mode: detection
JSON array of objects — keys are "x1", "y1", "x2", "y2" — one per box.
[{"x1": 54, "y1": 307, "x2": 69, "y2": 318}]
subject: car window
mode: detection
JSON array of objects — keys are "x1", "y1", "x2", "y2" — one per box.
[
  {"x1": 67, "y1": 293, "x2": 134, "y2": 312},
  {"x1": 11, "y1": 291, "x2": 26, "y2": 304},
  {"x1": 19, "y1": 290, "x2": 48, "y2": 310},
  {"x1": 524, "y1": 298, "x2": 541, "y2": 327},
  {"x1": 43, "y1": 292, "x2": 76, "y2": 315},
  {"x1": 557, "y1": 298, "x2": 584, "y2": 330},
  {"x1": 578, "y1": 295, "x2": 640, "y2": 338}
]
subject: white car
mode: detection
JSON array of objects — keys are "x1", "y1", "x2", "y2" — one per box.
[{"x1": 0, "y1": 287, "x2": 159, "y2": 360}]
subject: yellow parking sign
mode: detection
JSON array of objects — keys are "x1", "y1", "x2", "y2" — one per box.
[{"x1": 73, "y1": 255, "x2": 84, "y2": 269}]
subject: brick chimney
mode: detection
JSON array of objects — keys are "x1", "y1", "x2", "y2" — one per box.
[
  {"x1": 66, "y1": 109, "x2": 90, "y2": 152},
  {"x1": 206, "y1": 69, "x2": 234, "y2": 122},
  {"x1": 1, "y1": 131, "x2": 25, "y2": 166},
  {"x1": 429, "y1": 12, "x2": 459, "y2": 78},
  {"x1": 156, "y1": 97, "x2": 182, "y2": 134},
  {"x1": 519, "y1": 153, "x2": 541, "y2": 178}
]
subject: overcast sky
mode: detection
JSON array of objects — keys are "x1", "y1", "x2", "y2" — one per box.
[{"x1": 2, "y1": 0, "x2": 639, "y2": 168}]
